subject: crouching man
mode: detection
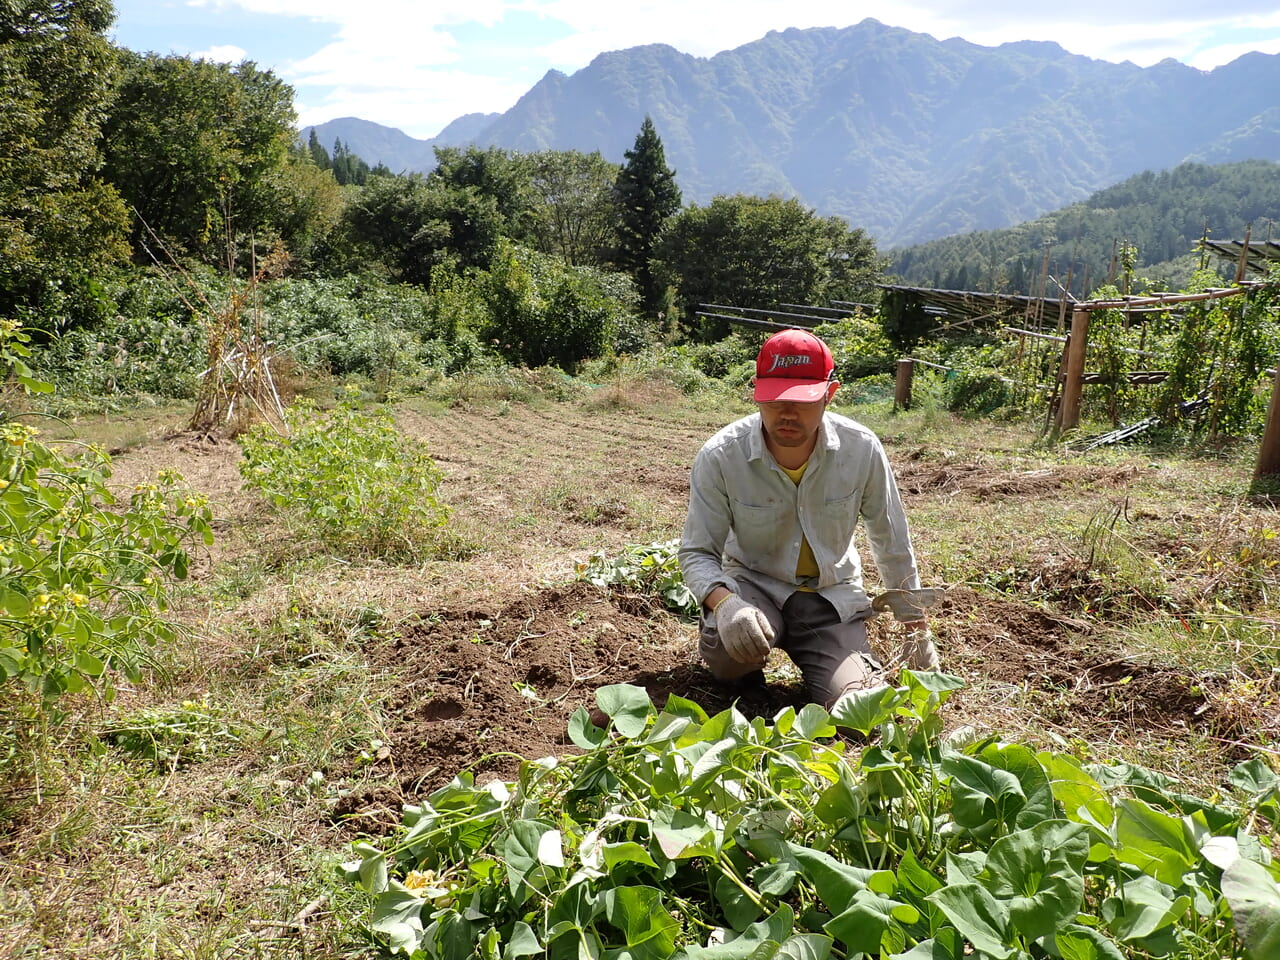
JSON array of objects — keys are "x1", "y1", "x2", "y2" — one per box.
[{"x1": 678, "y1": 328, "x2": 941, "y2": 708}]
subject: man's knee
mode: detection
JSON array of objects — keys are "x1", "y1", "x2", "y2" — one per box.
[{"x1": 821, "y1": 652, "x2": 885, "y2": 709}]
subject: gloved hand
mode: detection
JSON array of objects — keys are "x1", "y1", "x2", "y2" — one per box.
[
  {"x1": 714, "y1": 594, "x2": 774, "y2": 664},
  {"x1": 901, "y1": 627, "x2": 941, "y2": 671},
  {"x1": 871, "y1": 587, "x2": 946, "y2": 621}
]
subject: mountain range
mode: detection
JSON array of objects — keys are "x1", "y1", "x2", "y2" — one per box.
[{"x1": 302, "y1": 18, "x2": 1280, "y2": 248}]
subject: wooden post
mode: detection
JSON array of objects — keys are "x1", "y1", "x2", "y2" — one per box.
[
  {"x1": 1252, "y1": 364, "x2": 1280, "y2": 496},
  {"x1": 1056, "y1": 307, "x2": 1091, "y2": 433},
  {"x1": 894, "y1": 359, "x2": 915, "y2": 410}
]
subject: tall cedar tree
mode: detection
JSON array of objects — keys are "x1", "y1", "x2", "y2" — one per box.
[{"x1": 613, "y1": 117, "x2": 680, "y2": 315}]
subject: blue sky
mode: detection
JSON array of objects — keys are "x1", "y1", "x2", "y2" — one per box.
[{"x1": 109, "y1": 0, "x2": 1280, "y2": 140}]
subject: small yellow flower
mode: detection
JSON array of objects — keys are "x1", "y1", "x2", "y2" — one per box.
[
  {"x1": 69, "y1": 593, "x2": 88, "y2": 607},
  {"x1": 0, "y1": 479, "x2": 9, "y2": 489}
]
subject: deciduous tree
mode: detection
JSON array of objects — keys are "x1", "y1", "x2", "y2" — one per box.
[
  {"x1": 655, "y1": 194, "x2": 885, "y2": 340},
  {"x1": 0, "y1": 0, "x2": 130, "y2": 329},
  {"x1": 343, "y1": 173, "x2": 504, "y2": 284},
  {"x1": 101, "y1": 52, "x2": 297, "y2": 263},
  {"x1": 527, "y1": 150, "x2": 620, "y2": 268}
]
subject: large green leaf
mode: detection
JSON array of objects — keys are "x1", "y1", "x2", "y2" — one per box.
[
  {"x1": 1229, "y1": 759, "x2": 1280, "y2": 797},
  {"x1": 792, "y1": 703, "x2": 836, "y2": 740},
  {"x1": 715, "y1": 872, "x2": 762, "y2": 931},
  {"x1": 677, "y1": 903, "x2": 800, "y2": 960},
  {"x1": 569, "y1": 705, "x2": 608, "y2": 749},
  {"x1": 663, "y1": 694, "x2": 710, "y2": 723},
  {"x1": 596, "y1": 684, "x2": 654, "y2": 739},
  {"x1": 504, "y1": 921, "x2": 543, "y2": 959},
  {"x1": 651, "y1": 806, "x2": 719, "y2": 860},
  {"x1": 1039, "y1": 752, "x2": 1115, "y2": 835},
  {"x1": 370, "y1": 883, "x2": 428, "y2": 955},
  {"x1": 1050, "y1": 924, "x2": 1126, "y2": 960},
  {"x1": 828, "y1": 684, "x2": 903, "y2": 734},
  {"x1": 603, "y1": 886, "x2": 681, "y2": 960},
  {"x1": 899, "y1": 669, "x2": 966, "y2": 720},
  {"x1": 826, "y1": 889, "x2": 920, "y2": 954},
  {"x1": 503, "y1": 820, "x2": 562, "y2": 899},
  {"x1": 942, "y1": 755, "x2": 1026, "y2": 830},
  {"x1": 896, "y1": 847, "x2": 943, "y2": 899},
  {"x1": 1100, "y1": 874, "x2": 1189, "y2": 942},
  {"x1": 981, "y1": 743, "x2": 1055, "y2": 830},
  {"x1": 1113, "y1": 799, "x2": 1196, "y2": 886},
  {"x1": 982, "y1": 820, "x2": 1088, "y2": 941},
  {"x1": 691, "y1": 738, "x2": 740, "y2": 790},
  {"x1": 1222, "y1": 858, "x2": 1280, "y2": 960},
  {"x1": 603, "y1": 841, "x2": 659, "y2": 870},
  {"x1": 814, "y1": 764, "x2": 865, "y2": 825},
  {"x1": 926, "y1": 883, "x2": 1015, "y2": 959},
  {"x1": 787, "y1": 842, "x2": 896, "y2": 911}
]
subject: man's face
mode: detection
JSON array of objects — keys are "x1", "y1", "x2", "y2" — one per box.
[{"x1": 757, "y1": 382, "x2": 837, "y2": 449}]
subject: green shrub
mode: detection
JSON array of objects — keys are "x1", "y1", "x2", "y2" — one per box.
[
  {"x1": 674, "y1": 332, "x2": 758, "y2": 381},
  {"x1": 35, "y1": 271, "x2": 208, "y2": 398},
  {"x1": 238, "y1": 391, "x2": 460, "y2": 562},
  {"x1": 480, "y1": 240, "x2": 640, "y2": 371},
  {"x1": 815, "y1": 315, "x2": 899, "y2": 380},
  {"x1": 0, "y1": 324, "x2": 213, "y2": 712}
]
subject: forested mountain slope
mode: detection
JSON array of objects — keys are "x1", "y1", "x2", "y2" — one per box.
[{"x1": 889, "y1": 159, "x2": 1280, "y2": 295}]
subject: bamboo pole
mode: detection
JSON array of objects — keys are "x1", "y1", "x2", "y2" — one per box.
[{"x1": 1079, "y1": 284, "x2": 1261, "y2": 311}]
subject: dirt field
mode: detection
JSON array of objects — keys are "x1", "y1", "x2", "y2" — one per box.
[{"x1": 103, "y1": 392, "x2": 1253, "y2": 840}]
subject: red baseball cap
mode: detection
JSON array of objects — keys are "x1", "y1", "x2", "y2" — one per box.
[{"x1": 753, "y1": 329, "x2": 836, "y2": 403}]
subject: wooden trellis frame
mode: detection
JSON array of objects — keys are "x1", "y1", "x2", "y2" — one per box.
[
  {"x1": 1049, "y1": 282, "x2": 1280, "y2": 490},
  {"x1": 1052, "y1": 283, "x2": 1268, "y2": 433}
]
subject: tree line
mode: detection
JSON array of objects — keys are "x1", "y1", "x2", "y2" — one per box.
[
  {"x1": 891, "y1": 160, "x2": 1280, "y2": 297},
  {"x1": 2, "y1": 0, "x2": 886, "y2": 361}
]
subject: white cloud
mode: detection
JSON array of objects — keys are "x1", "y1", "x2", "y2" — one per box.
[
  {"x1": 194, "y1": 43, "x2": 249, "y2": 62},
  {"x1": 1190, "y1": 36, "x2": 1280, "y2": 69},
  {"x1": 295, "y1": 69, "x2": 531, "y2": 133}
]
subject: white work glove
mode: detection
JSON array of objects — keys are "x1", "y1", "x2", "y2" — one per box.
[
  {"x1": 871, "y1": 587, "x2": 946, "y2": 621},
  {"x1": 901, "y1": 627, "x2": 941, "y2": 671},
  {"x1": 713, "y1": 594, "x2": 774, "y2": 664}
]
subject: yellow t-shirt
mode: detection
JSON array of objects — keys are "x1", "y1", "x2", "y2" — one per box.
[{"x1": 780, "y1": 461, "x2": 818, "y2": 587}]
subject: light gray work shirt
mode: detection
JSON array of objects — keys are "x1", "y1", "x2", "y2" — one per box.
[{"x1": 678, "y1": 411, "x2": 921, "y2": 623}]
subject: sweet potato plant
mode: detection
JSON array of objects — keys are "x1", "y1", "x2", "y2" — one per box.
[{"x1": 343, "y1": 676, "x2": 1280, "y2": 959}]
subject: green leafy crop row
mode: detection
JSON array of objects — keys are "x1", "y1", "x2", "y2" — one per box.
[
  {"x1": 238, "y1": 390, "x2": 458, "y2": 563},
  {"x1": 341, "y1": 675, "x2": 1279, "y2": 960}
]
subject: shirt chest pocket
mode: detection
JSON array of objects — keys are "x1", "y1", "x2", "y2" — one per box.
[
  {"x1": 815, "y1": 489, "x2": 861, "y2": 544},
  {"x1": 729, "y1": 497, "x2": 793, "y2": 555}
]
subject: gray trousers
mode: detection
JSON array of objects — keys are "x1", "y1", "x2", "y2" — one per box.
[{"x1": 699, "y1": 581, "x2": 880, "y2": 708}]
